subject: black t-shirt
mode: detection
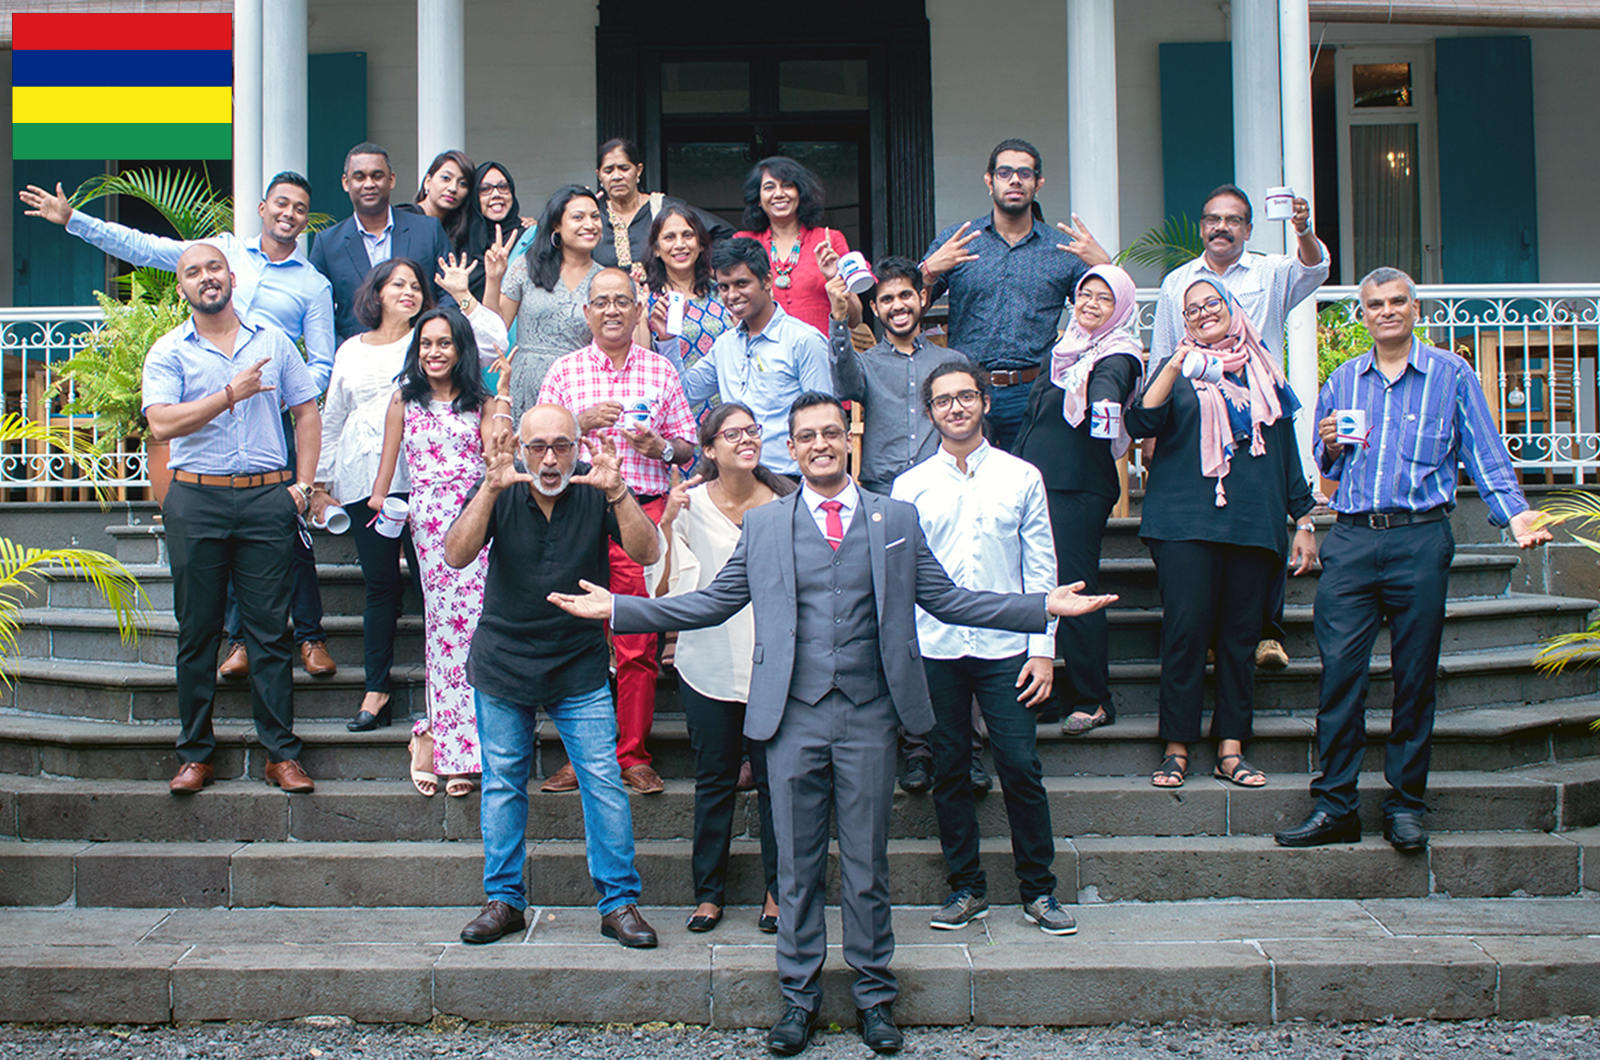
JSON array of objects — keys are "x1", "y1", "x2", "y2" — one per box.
[
  {"x1": 1014, "y1": 353, "x2": 1142, "y2": 499},
  {"x1": 1123, "y1": 363, "x2": 1314, "y2": 555},
  {"x1": 464, "y1": 464, "x2": 622, "y2": 705}
]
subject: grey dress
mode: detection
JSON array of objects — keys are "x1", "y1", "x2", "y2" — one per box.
[{"x1": 503, "y1": 256, "x2": 601, "y2": 424}]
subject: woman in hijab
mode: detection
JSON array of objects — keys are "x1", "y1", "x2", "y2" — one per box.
[
  {"x1": 462, "y1": 160, "x2": 537, "y2": 303},
  {"x1": 1014, "y1": 264, "x2": 1144, "y2": 737},
  {"x1": 1123, "y1": 277, "x2": 1317, "y2": 790}
]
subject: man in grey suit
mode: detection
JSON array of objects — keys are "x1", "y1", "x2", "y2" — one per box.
[{"x1": 550, "y1": 392, "x2": 1115, "y2": 1056}]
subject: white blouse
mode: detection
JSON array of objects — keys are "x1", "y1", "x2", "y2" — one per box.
[{"x1": 316, "y1": 303, "x2": 508, "y2": 503}]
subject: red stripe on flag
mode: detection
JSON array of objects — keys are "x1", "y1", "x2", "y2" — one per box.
[{"x1": 12, "y1": 13, "x2": 233, "y2": 51}]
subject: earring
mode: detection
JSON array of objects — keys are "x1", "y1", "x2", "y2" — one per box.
[{"x1": 551, "y1": 232, "x2": 561, "y2": 248}]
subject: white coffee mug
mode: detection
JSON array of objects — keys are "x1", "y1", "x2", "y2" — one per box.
[
  {"x1": 1264, "y1": 186, "x2": 1296, "y2": 222},
  {"x1": 374, "y1": 496, "x2": 409, "y2": 539},
  {"x1": 314, "y1": 504, "x2": 351, "y2": 535},
  {"x1": 665, "y1": 290, "x2": 686, "y2": 337},
  {"x1": 1181, "y1": 350, "x2": 1225, "y2": 385},
  {"x1": 1335, "y1": 408, "x2": 1369, "y2": 446},
  {"x1": 1089, "y1": 399, "x2": 1122, "y2": 441},
  {"x1": 836, "y1": 251, "x2": 876, "y2": 295}
]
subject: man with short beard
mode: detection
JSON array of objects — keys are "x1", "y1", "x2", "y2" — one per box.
[
  {"x1": 442, "y1": 405, "x2": 662, "y2": 950},
  {"x1": 142, "y1": 244, "x2": 323, "y2": 796}
]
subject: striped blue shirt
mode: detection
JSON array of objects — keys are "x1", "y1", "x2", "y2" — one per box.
[
  {"x1": 1314, "y1": 339, "x2": 1528, "y2": 527},
  {"x1": 142, "y1": 314, "x2": 320, "y2": 475}
]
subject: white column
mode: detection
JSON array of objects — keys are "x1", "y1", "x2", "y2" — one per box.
[
  {"x1": 1066, "y1": 0, "x2": 1120, "y2": 252},
  {"x1": 262, "y1": 0, "x2": 308, "y2": 186},
  {"x1": 1231, "y1": 0, "x2": 1285, "y2": 256},
  {"x1": 417, "y1": 0, "x2": 466, "y2": 187},
  {"x1": 232, "y1": 0, "x2": 262, "y2": 238},
  {"x1": 1280, "y1": 0, "x2": 1321, "y2": 484}
]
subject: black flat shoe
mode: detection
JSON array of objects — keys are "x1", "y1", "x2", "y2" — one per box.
[
  {"x1": 685, "y1": 908, "x2": 723, "y2": 932},
  {"x1": 346, "y1": 700, "x2": 393, "y2": 732},
  {"x1": 1384, "y1": 811, "x2": 1428, "y2": 852},
  {"x1": 1274, "y1": 809, "x2": 1361, "y2": 847},
  {"x1": 758, "y1": 911, "x2": 779, "y2": 934}
]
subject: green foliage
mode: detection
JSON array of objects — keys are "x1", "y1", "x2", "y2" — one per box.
[
  {"x1": 1116, "y1": 214, "x2": 1204, "y2": 277},
  {"x1": 53, "y1": 285, "x2": 188, "y2": 441},
  {"x1": 72, "y1": 168, "x2": 233, "y2": 241},
  {"x1": 1316, "y1": 301, "x2": 1370, "y2": 386},
  {"x1": 1528, "y1": 491, "x2": 1600, "y2": 730}
]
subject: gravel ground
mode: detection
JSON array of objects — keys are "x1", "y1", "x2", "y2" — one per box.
[{"x1": 3, "y1": 1017, "x2": 1599, "y2": 1060}]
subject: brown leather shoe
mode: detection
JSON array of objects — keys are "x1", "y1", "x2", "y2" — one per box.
[
  {"x1": 217, "y1": 642, "x2": 249, "y2": 679},
  {"x1": 540, "y1": 762, "x2": 579, "y2": 793},
  {"x1": 264, "y1": 759, "x2": 315, "y2": 793},
  {"x1": 460, "y1": 900, "x2": 527, "y2": 944},
  {"x1": 300, "y1": 640, "x2": 337, "y2": 676},
  {"x1": 600, "y1": 903, "x2": 658, "y2": 948},
  {"x1": 169, "y1": 761, "x2": 214, "y2": 794},
  {"x1": 621, "y1": 763, "x2": 665, "y2": 795}
]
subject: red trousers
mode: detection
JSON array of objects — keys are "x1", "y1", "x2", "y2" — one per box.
[{"x1": 608, "y1": 495, "x2": 667, "y2": 768}]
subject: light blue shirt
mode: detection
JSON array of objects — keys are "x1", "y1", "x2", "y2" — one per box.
[
  {"x1": 361, "y1": 208, "x2": 396, "y2": 268},
  {"x1": 661, "y1": 303, "x2": 832, "y2": 475},
  {"x1": 142, "y1": 314, "x2": 320, "y2": 475},
  {"x1": 65, "y1": 212, "x2": 336, "y2": 391}
]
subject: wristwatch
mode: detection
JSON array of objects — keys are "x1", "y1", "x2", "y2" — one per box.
[
  {"x1": 1296, "y1": 522, "x2": 1316, "y2": 533},
  {"x1": 659, "y1": 440, "x2": 676, "y2": 464}
]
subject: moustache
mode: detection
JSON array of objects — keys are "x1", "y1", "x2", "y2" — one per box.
[{"x1": 1208, "y1": 231, "x2": 1235, "y2": 243}]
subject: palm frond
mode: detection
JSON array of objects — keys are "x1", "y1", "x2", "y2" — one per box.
[
  {"x1": 0, "y1": 538, "x2": 150, "y2": 686},
  {"x1": 1116, "y1": 214, "x2": 1204, "y2": 276},
  {"x1": 1534, "y1": 620, "x2": 1600, "y2": 676},
  {"x1": 72, "y1": 168, "x2": 230, "y2": 240}
]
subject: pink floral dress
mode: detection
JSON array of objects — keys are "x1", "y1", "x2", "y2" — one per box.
[{"x1": 403, "y1": 398, "x2": 489, "y2": 776}]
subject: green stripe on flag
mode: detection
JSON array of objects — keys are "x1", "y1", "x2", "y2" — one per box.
[{"x1": 13, "y1": 123, "x2": 231, "y2": 160}]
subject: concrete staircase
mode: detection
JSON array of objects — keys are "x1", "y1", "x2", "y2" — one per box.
[{"x1": 3, "y1": 498, "x2": 1600, "y2": 1026}]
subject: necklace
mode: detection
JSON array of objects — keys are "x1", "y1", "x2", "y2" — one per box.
[{"x1": 768, "y1": 232, "x2": 802, "y2": 289}]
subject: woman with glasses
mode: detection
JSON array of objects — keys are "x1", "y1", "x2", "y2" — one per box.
[
  {"x1": 313, "y1": 258, "x2": 508, "y2": 746},
  {"x1": 499, "y1": 185, "x2": 606, "y2": 421},
  {"x1": 593, "y1": 137, "x2": 733, "y2": 275},
  {"x1": 1123, "y1": 278, "x2": 1317, "y2": 790},
  {"x1": 647, "y1": 402, "x2": 792, "y2": 933},
  {"x1": 461, "y1": 161, "x2": 537, "y2": 304},
  {"x1": 734, "y1": 156, "x2": 862, "y2": 333},
  {"x1": 638, "y1": 204, "x2": 734, "y2": 422},
  {"x1": 1013, "y1": 264, "x2": 1144, "y2": 736}
]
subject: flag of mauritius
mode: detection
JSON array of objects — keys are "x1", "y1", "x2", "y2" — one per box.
[{"x1": 11, "y1": 12, "x2": 232, "y2": 160}]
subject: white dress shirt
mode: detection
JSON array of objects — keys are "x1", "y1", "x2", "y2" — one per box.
[
  {"x1": 800, "y1": 478, "x2": 859, "y2": 540},
  {"x1": 1150, "y1": 241, "x2": 1330, "y2": 369},
  {"x1": 891, "y1": 441, "x2": 1057, "y2": 660}
]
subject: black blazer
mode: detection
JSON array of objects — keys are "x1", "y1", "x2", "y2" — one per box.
[{"x1": 309, "y1": 209, "x2": 456, "y2": 341}]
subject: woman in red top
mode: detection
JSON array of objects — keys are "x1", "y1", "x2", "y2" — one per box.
[{"x1": 734, "y1": 156, "x2": 862, "y2": 333}]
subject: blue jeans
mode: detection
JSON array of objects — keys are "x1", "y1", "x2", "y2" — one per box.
[{"x1": 474, "y1": 685, "x2": 642, "y2": 915}]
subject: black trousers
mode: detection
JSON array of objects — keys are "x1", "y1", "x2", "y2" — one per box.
[
  {"x1": 346, "y1": 495, "x2": 421, "y2": 695},
  {"x1": 1046, "y1": 489, "x2": 1116, "y2": 720},
  {"x1": 1311, "y1": 519, "x2": 1453, "y2": 819},
  {"x1": 679, "y1": 682, "x2": 778, "y2": 907},
  {"x1": 925, "y1": 654, "x2": 1056, "y2": 903},
  {"x1": 164, "y1": 479, "x2": 302, "y2": 764},
  {"x1": 1261, "y1": 564, "x2": 1288, "y2": 642},
  {"x1": 1149, "y1": 539, "x2": 1279, "y2": 744}
]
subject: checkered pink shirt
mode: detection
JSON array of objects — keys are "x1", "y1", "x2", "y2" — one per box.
[{"x1": 539, "y1": 342, "x2": 697, "y2": 496}]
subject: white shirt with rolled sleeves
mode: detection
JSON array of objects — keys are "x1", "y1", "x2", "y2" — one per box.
[
  {"x1": 891, "y1": 440, "x2": 1057, "y2": 661},
  {"x1": 1150, "y1": 241, "x2": 1330, "y2": 368}
]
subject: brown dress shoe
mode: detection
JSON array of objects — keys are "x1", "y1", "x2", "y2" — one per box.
[
  {"x1": 540, "y1": 762, "x2": 579, "y2": 792},
  {"x1": 217, "y1": 642, "x2": 249, "y2": 679},
  {"x1": 300, "y1": 640, "x2": 337, "y2": 676},
  {"x1": 264, "y1": 759, "x2": 315, "y2": 793},
  {"x1": 621, "y1": 763, "x2": 665, "y2": 794},
  {"x1": 169, "y1": 761, "x2": 215, "y2": 794},
  {"x1": 600, "y1": 903, "x2": 658, "y2": 948},
  {"x1": 460, "y1": 900, "x2": 527, "y2": 944}
]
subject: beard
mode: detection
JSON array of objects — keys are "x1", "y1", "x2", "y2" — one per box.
[
  {"x1": 534, "y1": 466, "x2": 574, "y2": 497},
  {"x1": 187, "y1": 282, "x2": 232, "y2": 315}
]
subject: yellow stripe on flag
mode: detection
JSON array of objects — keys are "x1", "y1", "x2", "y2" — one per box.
[{"x1": 12, "y1": 85, "x2": 233, "y2": 124}]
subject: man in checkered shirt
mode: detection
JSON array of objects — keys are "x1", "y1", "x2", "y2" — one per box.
[{"x1": 539, "y1": 267, "x2": 699, "y2": 795}]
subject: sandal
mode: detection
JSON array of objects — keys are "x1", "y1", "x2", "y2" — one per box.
[
  {"x1": 1063, "y1": 708, "x2": 1110, "y2": 736},
  {"x1": 1214, "y1": 753, "x2": 1267, "y2": 788},
  {"x1": 408, "y1": 734, "x2": 437, "y2": 797},
  {"x1": 444, "y1": 775, "x2": 477, "y2": 798},
  {"x1": 1152, "y1": 752, "x2": 1189, "y2": 788}
]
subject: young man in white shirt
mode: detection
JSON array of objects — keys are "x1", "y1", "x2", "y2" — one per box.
[{"x1": 891, "y1": 362, "x2": 1076, "y2": 936}]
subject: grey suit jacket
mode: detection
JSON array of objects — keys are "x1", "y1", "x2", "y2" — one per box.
[
  {"x1": 308, "y1": 209, "x2": 456, "y2": 341},
  {"x1": 612, "y1": 487, "x2": 1048, "y2": 740}
]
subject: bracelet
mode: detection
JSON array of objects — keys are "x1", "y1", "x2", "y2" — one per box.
[
  {"x1": 224, "y1": 383, "x2": 236, "y2": 413},
  {"x1": 491, "y1": 413, "x2": 514, "y2": 422},
  {"x1": 1297, "y1": 523, "x2": 1316, "y2": 533},
  {"x1": 606, "y1": 488, "x2": 629, "y2": 505}
]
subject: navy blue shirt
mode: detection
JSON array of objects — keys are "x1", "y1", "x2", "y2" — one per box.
[{"x1": 925, "y1": 214, "x2": 1090, "y2": 371}]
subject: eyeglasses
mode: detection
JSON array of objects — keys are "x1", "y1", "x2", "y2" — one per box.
[
  {"x1": 1200, "y1": 213, "x2": 1248, "y2": 229},
  {"x1": 1075, "y1": 291, "x2": 1116, "y2": 308},
  {"x1": 991, "y1": 166, "x2": 1036, "y2": 183},
  {"x1": 714, "y1": 423, "x2": 764, "y2": 443},
  {"x1": 791, "y1": 427, "x2": 847, "y2": 445},
  {"x1": 588, "y1": 296, "x2": 636, "y2": 311},
  {"x1": 930, "y1": 389, "x2": 983, "y2": 411},
  {"x1": 1182, "y1": 297, "x2": 1226, "y2": 321},
  {"x1": 479, "y1": 181, "x2": 511, "y2": 195},
  {"x1": 522, "y1": 439, "x2": 576, "y2": 458}
]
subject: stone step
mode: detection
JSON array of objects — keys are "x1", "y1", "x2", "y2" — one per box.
[
  {"x1": 5, "y1": 701, "x2": 1597, "y2": 782},
  {"x1": 106, "y1": 520, "x2": 364, "y2": 566},
  {"x1": 3, "y1": 759, "x2": 1597, "y2": 847},
  {"x1": 4, "y1": 826, "x2": 1595, "y2": 910},
  {"x1": 1095, "y1": 550, "x2": 1518, "y2": 604},
  {"x1": 2, "y1": 897, "x2": 1597, "y2": 1026}
]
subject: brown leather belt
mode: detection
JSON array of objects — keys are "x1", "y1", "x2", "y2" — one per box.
[
  {"x1": 988, "y1": 366, "x2": 1040, "y2": 388},
  {"x1": 172, "y1": 469, "x2": 292, "y2": 488}
]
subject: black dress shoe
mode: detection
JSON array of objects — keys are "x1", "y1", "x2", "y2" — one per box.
[
  {"x1": 685, "y1": 908, "x2": 723, "y2": 933},
  {"x1": 346, "y1": 700, "x2": 393, "y2": 732},
  {"x1": 1384, "y1": 811, "x2": 1428, "y2": 852},
  {"x1": 765, "y1": 1005, "x2": 817, "y2": 1056},
  {"x1": 1274, "y1": 809, "x2": 1362, "y2": 847},
  {"x1": 460, "y1": 900, "x2": 526, "y2": 944},
  {"x1": 600, "y1": 903, "x2": 659, "y2": 948},
  {"x1": 899, "y1": 759, "x2": 930, "y2": 793},
  {"x1": 969, "y1": 760, "x2": 993, "y2": 793},
  {"x1": 758, "y1": 911, "x2": 779, "y2": 934},
  {"x1": 857, "y1": 1003, "x2": 904, "y2": 1054}
]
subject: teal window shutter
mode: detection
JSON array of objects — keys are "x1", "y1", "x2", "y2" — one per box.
[{"x1": 1158, "y1": 42, "x2": 1235, "y2": 224}]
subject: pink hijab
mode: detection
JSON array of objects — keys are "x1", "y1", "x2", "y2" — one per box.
[
  {"x1": 1049, "y1": 264, "x2": 1145, "y2": 456},
  {"x1": 1174, "y1": 278, "x2": 1288, "y2": 506}
]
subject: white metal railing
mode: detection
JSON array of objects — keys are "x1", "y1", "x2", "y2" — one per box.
[{"x1": 4, "y1": 283, "x2": 1600, "y2": 493}]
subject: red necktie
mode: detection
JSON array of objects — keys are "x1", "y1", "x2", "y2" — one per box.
[{"x1": 820, "y1": 499, "x2": 844, "y2": 551}]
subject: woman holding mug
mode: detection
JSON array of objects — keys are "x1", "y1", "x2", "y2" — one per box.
[
  {"x1": 734, "y1": 155, "x2": 861, "y2": 332},
  {"x1": 637, "y1": 203, "x2": 734, "y2": 419},
  {"x1": 593, "y1": 137, "x2": 733, "y2": 274},
  {"x1": 1122, "y1": 278, "x2": 1316, "y2": 790}
]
